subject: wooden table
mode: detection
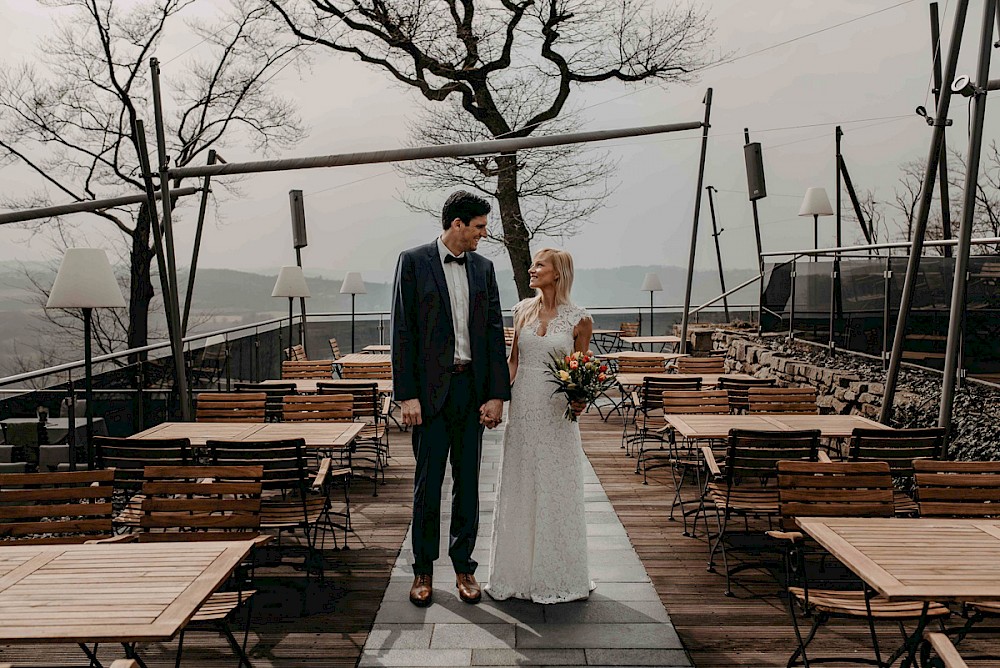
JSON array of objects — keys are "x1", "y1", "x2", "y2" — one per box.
[
  {"x1": 334, "y1": 353, "x2": 391, "y2": 365},
  {"x1": 621, "y1": 335, "x2": 681, "y2": 352},
  {"x1": 130, "y1": 421, "x2": 364, "y2": 450},
  {"x1": 362, "y1": 345, "x2": 390, "y2": 353},
  {"x1": 259, "y1": 378, "x2": 393, "y2": 394},
  {"x1": 0, "y1": 540, "x2": 254, "y2": 643},
  {"x1": 615, "y1": 373, "x2": 756, "y2": 388},
  {"x1": 597, "y1": 351, "x2": 688, "y2": 361},
  {"x1": 664, "y1": 413, "x2": 887, "y2": 440},
  {"x1": 794, "y1": 517, "x2": 1000, "y2": 603}
]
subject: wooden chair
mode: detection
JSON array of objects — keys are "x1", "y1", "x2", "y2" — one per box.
[
  {"x1": 747, "y1": 386, "x2": 819, "y2": 414},
  {"x1": 329, "y1": 337, "x2": 343, "y2": 360},
  {"x1": 503, "y1": 326, "x2": 516, "y2": 347},
  {"x1": 623, "y1": 376, "x2": 702, "y2": 456},
  {"x1": 641, "y1": 390, "x2": 729, "y2": 536},
  {"x1": 282, "y1": 394, "x2": 354, "y2": 422},
  {"x1": 717, "y1": 376, "x2": 777, "y2": 414},
  {"x1": 94, "y1": 435, "x2": 191, "y2": 528},
  {"x1": 0, "y1": 469, "x2": 115, "y2": 544},
  {"x1": 676, "y1": 356, "x2": 726, "y2": 375},
  {"x1": 341, "y1": 361, "x2": 392, "y2": 380},
  {"x1": 234, "y1": 381, "x2": 298, "y2": 422},
  {"x1": 209, "y1": 437, "x2": 352, "y2": 560},
  {"x1": 619, "y1": 321, "x2": 640, "y2": 337},
  {"x1": 282, "y1": 360, "x2": 333, "y2": 379},
  {"x1": 921, "y1": 633, "x2": 969, "y2": 668},
  {"x1": 195, "y1": 392, "x2": 266, "y2": 423},
  {"x1": 703, "y1": 429, "x2": 821, "y2": 596},
  {"x1": 773, "y1": 461, "x2": 949, "y2": 668},
  {"x1": 847, "y1": 427, "x2": 945, "y2": 516},
  {"x1": 318, "y1": 381, "x2": 391, "y2": 494},
  {"x1": 132, "y1": 465, "x2": 265, "y2": 667},
  {"x1": 616, "y1": 357, "x2": 667, "y2": 374},
  {"x1": 284, "y1": 343, "x2": 307, "y2": 361}
]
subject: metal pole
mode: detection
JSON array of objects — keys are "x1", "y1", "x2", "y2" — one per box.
[
  {"x1": 813, "y1": 215, "x2": 819, "y2": 260},
  {"x1": 788, "y1": 259, "x2": 797, "y2": 340},
  {"x1": 648, "y1": 291, "x2": 654, "y2": 336},
  {"x1": 679, "y1": 88, "x2": 713, "y2": 354},
  {"x1": 351, "y1": 293, "x2": 357, "y2": 353},
  {"x1": 182, "y1": 149, "x2": 216, "y2": 335},
  {"x1": 149, "y1": 57, "x2": 191, "y2": 421},
  {"x1": 831, "y1": 128, "x2": 843, "y2": 349},
  {"x1": 835, "y1": 127, "x2": 843, "y2": 248},
  {"x1": 882, "y1": 257, "x2": 892, "y2": 369},
  {"x1": 706, "y1": 186, "x2": 730, "y2": 321},
  {"x1": 0, "y1": 187, "x2": 199, "y2": 226},
  {"x1": 930, "y1": 2, "x2": 954, "y2": 257},
  {"x1": 743, "y1": 129, "x2": 765, "y2": 269},
  {"x1": 828, "y1": 253, "x2": 839, "y2": 352},
  {"x1": 83, "y1": 308, "x2": 94, "y2": 470},
  {"x1": 938, "y1": 0, "x2": 997, "y2": 442},
  {"x1": 287, "y1": 297, "x2": 294, "y2": 361},
  {"x1": 880, "y1": 0, "x2": 969, "y2": 424},
  {"x1": 840, "y1": 157, "x2": 875, "y2": 245},
  {"x1": 295, "y1": 247, "x2": 308, "y2": 357}
]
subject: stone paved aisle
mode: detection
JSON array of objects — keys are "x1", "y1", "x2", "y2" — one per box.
[{"x1": 359, "y1": 425, "x2": 693, "y2": 667}]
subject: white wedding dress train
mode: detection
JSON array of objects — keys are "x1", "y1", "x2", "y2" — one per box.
[{"x1": 486, "y1": 301, "x2": 595, "y2": 604}]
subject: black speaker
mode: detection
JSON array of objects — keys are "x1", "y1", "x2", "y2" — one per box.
[
  {"x1": 289, "y1": 189, "x2": 308, "y2": 248},
  {"x1": 744, "y1": 142, "x2": 767, "y2": 201}
]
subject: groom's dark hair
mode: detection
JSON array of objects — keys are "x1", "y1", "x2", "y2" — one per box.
[{"x1": 442, "y1": 190, "x2": 491, "y2": 230}]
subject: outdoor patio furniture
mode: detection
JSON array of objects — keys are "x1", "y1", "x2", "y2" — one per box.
[
  {"x1": 340, "y1": 360, "x2": 392, "y2": 380},
  {"x1": 703, "y1": 428, "x2": 821, "y2": 596},
  {"x1": 623, "y1": 376, "x2": 702, "y2": 456},
  {"x1": 716, "y1": 376, "x2": 777, "y2": 413},
  {"x1": 329, "y1": 338, "x2": 343, "y2": 360},
  {"x1": 195, "y1": 392, "x2": 267, "y2": 423},
  {"x1": 282, "y1": 360, "x2": 334, "y2": 379},
  {"x1": 921, "y1": 632, "x2": 970, "y2": 668},
  {"x1": 94, "y1": 435, "x2": 192, "y2": 528},
  {"x1": 285, "y1": 343, "x2": 307, "y2": 361},
  {"x1": 747, "y1": 386, "x2": 819, "y2": 414},
  {"x1": 847, "y1": 426, "x2": 945, "y2": 515},
  {"x1": 676, "y1": 357, "x2": 726, "y2": 375},
  {"x1": 318, "y1": 381, "x2": 391, "y2": 494},
  {"x1": 235, "y1": 381, "x2": 298, "y2": 421},
  {"x1": 282, "y1": 393, "x2": 354, "y2": 422},
  {"x1": 0, "y1": 469, "x2": 115, "y2": 544}
]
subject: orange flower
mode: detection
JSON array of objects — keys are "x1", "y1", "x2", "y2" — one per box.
[
  {"x1": 569, "y1": 360, "x2": 579, "y2": 370},
  {"x1": 598, "y1": 373, "x2": 607, "y2": 381}
]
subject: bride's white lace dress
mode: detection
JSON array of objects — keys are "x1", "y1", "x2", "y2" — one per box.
[{"x1": 486, "y1": 300, "x2": 595, "y2": 604}]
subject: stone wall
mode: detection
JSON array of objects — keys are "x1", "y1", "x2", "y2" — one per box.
[{"x1": 714, "y1": 332, "x2": 889, "y2": 419}]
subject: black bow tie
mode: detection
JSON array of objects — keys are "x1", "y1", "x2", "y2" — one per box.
[{"x1": 444, "y1": 254, "x2": 466, "y2": 266}]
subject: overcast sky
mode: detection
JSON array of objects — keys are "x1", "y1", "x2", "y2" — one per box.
[{"x1": 0, "y1": 0, "x2": 995, "y2": 281}]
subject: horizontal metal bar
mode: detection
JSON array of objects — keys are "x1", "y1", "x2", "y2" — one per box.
[
  {"x1": 689, "y1": 274, "x2": 763, "y2": 315},
  {"x1": 0, "y1": 187, "x2": 200, "y2": 226},
  {"x1": 761, "y1": 236, "x2": 1000, "y2": 258},
  {"x1": 168, "y1": 121, "x2": 703, "y2": 179}
]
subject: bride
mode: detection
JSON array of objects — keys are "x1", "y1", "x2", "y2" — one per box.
[{"x1": 486, "y1": 247, "x2": 596, "y2": 604}]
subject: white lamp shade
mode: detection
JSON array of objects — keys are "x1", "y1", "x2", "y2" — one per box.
[
  {"x1": 798, "y1": 187, "x2": 834, "y2": 217},
  {"x1": 640, "y1": 272, "x2": 664, "y2": 292},
  {"x1": 340, "y1": 271, "x2": 367, "y2": 295},
  {"x1": 271, "y1": 266, "x2": 311, "y2": 298},
  {"x1": 46, "y1": 248, "x2": 126, "y2": 309}
]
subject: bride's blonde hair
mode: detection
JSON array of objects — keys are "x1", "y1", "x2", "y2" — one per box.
[{"x1": 513, "y1": 248, "x2": 575, "y2": 331}]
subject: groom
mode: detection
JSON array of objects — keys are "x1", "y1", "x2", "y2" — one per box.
[{"x1": 391, "y1": 190, "x2": 511, "y2": 607}]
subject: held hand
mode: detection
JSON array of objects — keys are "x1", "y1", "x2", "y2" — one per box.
[
  {"x1": 480, "y1": 399, "x2": 504, "y2": 429},
  {"x1": 400, "y1": 399, "x2": 422, "y2": 427}
]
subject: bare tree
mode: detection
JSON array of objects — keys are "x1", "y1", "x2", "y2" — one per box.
[
  {"x1": 0, "y1": 0, "x2": 305, "y2": 362},
  {"x1": 268, "y1": 0, "x2": 715, "y2": 297}
]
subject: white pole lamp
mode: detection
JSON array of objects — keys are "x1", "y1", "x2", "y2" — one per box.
[
  {"x1": 46, "y1": 248, "x2": 126, "y2": 469},
  {"x1": 640, "y1": 272, "x2": 664, "y2": 336},
  {"x1": 798, "y1": 187, "x2": 834, "y2": 261},
  {"x1": 272, "y1": 266, "x2": 311, "y2": 360},
  {"x1": 340, "y1": 272, "x2": 367, "y2": 353}
]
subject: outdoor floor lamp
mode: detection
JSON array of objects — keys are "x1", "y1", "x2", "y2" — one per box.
[
  {"x1": 272, "y1": 266, "x2": 311, "y2": 360},
  {"x1": 340, "y1": 272, "x2": 366, "y2": 353},
  {"x1": 640, "y1": 272, "x2": 663, "y2": 336},
  {"x1": 46, "y1": 248, "x2": 126, "y2": 469},
  {"x1": 798, "y1": 187, "x2": 834, "y2": 261}
]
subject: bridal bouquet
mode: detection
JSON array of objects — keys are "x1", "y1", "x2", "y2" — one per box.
[{"x1": 545, "y1": 350, "x2": 615, "y2": 422}]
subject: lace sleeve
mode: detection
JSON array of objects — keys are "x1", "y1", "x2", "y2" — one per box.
[{"x1": 572, "y1": 304, "x2": 593, "y2": 326}]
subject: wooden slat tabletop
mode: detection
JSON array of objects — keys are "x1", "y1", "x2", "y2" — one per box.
[
  {"x1": 795, "y1": 517, "x2": 1000, "y2": 602},
  {"x1": 0, "y1": 540, "x2": 254, "y2": 643},
  {"x1": 621, "y1": 335, "x2": 682, "y2": 345},
  {"x1": 597, "y1": 351, "x2": 688, "y2": 361},
  {"x1": 362, "y1": 345, "x2": 390, "y2": 353},
  {"x1": 334, "y1": 353, "x2": 391, "y2": 365},
  {"x1": 252, "y1": 422, "x2": 365, "y2": 449},
  {"x1": 764, "y1": 414, "x2": 888, "y2": 438},
  {"x1": 131, "y1": 422, "x2": 265, "y2": 445},
  {"x1": 259, "y1": 378, "x2": 393, "y2": 394},
  {"x1": 615, "y1": 373, "x2": 756, "y2": 388},
  {"x1": 665, "y1": 413, "x2": 889, "y2": 440},
  {"x1": 591, "y1": 329, "x2": 623, "y2": 335}
]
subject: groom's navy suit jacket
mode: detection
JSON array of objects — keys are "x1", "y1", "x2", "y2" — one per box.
[{"x1": 391, "y1": 241, "x2": 511, "y2": 419}]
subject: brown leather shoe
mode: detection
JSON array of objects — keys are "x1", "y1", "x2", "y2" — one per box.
[
  {"x1": 409, "y1": 574, "x2": 433, "y2": 607},
  {"x1": 456, "y1": 572, "x2": 481, "y2": 604}
]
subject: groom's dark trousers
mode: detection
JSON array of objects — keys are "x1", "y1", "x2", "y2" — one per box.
[{"x1": 411, "y1": 367, "x2": 483, "y2": 575}]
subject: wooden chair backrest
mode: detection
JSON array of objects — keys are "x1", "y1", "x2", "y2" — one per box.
[
  {"x1": 234, "y1": 382, "x2": 297, "y2": 421},
  {"x1": 848, "y1": 427, "x2": 945, "y2": 479},
  {"x1": 717, "y1": 376, "x2": 777, "y2": 413},
  {"x1": 341, "y1": 361, "x2": 392, "y2": 380},
  {"x1": 282, "y1": 360, "x2": 333, "y2": 379},
  {"x1": 0, "y1": 469, "x2": 116, "y2": 544},
  {"x1": 196, "y1": 392, "x2": 266, "y2": 423},
  {"x1": 661, "y1": 390, "x2": 729, "y2": 415},
  {"x1": 724, "y1": 429, "x2": 820, "y2": 487},
  {"x1": 639, "y1": 377, "x2": 702, "y2": 413},
  {"x1": 503, "y1": 326, "x2": 515, "y2": 347},
  {"x1": 619, "y1": 321, "x2": 640, "y2": 337},
  {"x1": 617, "y1": 357, "x2": 667, "y2": 373},
  {"x1": 329, "y1": 338, "x2": 343, "y2": 360},
  {"x1": 285, "y1": 344, "x2": 306, "y2": 361},
  {"x1": 776, "y1": 461, "x2": 894, "y2": 531},
  {"x1": 94, "y1": 436, "x2": 191, "y2": 497},
  {"x1": 282, "y1": 394, "x2": 354, "y2": 422},
  {"x1": 208, "y1": 438, "x2": 308, "y2": 495},
  {"x1": 914, "y1": 460, "x2": 1000, "y2": 517},
  {"x1": 318, "y1": 382, "x2": 379, "y2": 422},
  {"x1": 747, "y1": 386, "x2": 819, "y2": 414},
  {"x1": 676, "y1": 356, "x2": 726, "y2": 375},
  {"x1": 137, "y1": 465, "x2": 263, "y2": 542}
]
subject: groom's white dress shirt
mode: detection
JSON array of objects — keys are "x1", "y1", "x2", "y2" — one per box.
[{"x1": 437, "y1": 237, "x2": 472, "y2": 364}]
